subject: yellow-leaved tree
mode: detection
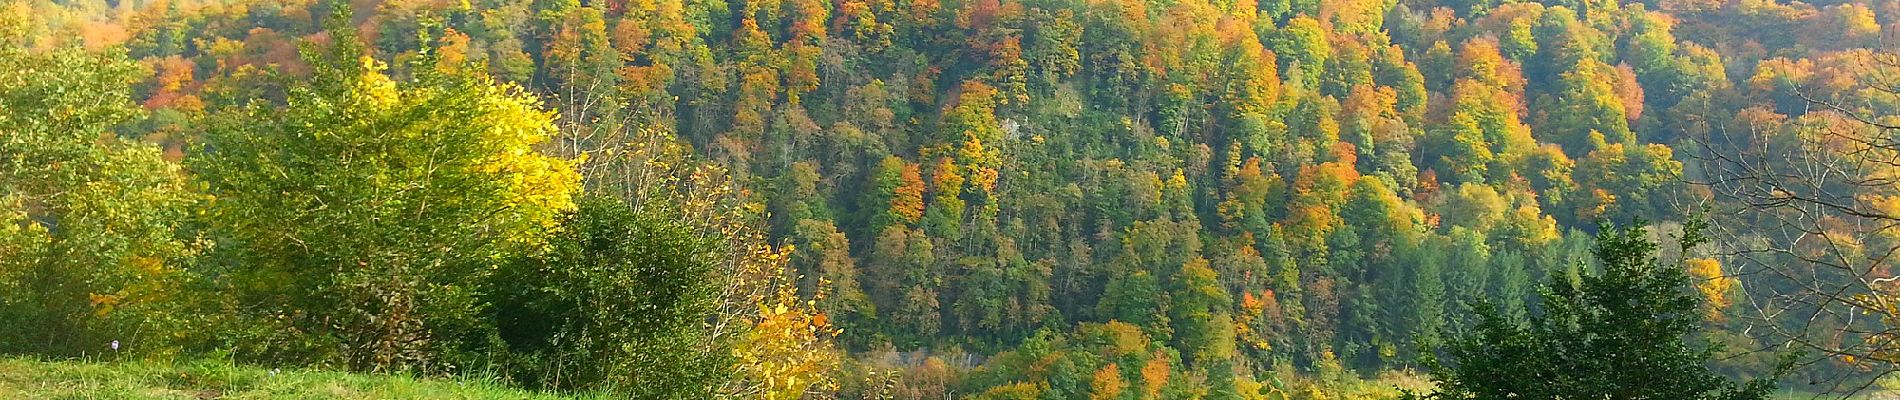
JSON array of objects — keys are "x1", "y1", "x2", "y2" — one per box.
[
  {"x1": 192, "y1": 7, "x2": 579, "y2": 372},
  {"x1": 1684, "y1": 258, "x2": 1737, "y2": 323}
]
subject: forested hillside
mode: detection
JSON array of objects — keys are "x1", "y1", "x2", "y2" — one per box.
[{"x1": 5, "y1": 0, "x2": 1900, "y2": 397}]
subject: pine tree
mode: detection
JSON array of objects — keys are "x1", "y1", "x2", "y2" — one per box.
[{"x1": 1405, "y1": 221, "x2": 1775, "y2": 400}]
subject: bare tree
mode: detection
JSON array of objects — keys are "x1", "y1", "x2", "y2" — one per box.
[{"x1": 1691, "y1": 48, "x2": 1900, "y2": 395}]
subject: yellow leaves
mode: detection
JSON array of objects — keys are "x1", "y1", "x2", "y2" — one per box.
[
  {"x1": 1139, "y1": 350, "x2": 1170, "y2": 399},
  {"x1": 1452, "y1": 39, "x2": 1530, "y2": 105},
  {"x1": 970, "y1": 166, "x2": 1000, "y2": 195},
  {"x1": 1221, "y1": 21, "x2": 1279, "y2": 118},
  {"x1": 709, "y1": 211, "x2": 839, "y2": 399},
  {"x1": 449, "y1": 81, "x2": 582, "y2": 235},
  {"x1": 1095, "y1": 321, "x2": 1148, "y2": 358},
  {"x1": 1832, "y1": 4, "x2": 1881, "y2": 41},
  {"x1": 930, "y1": 157, "x2": 966, "y2": 198},
  {"x1": 142, "y1": 56, "x2": 201, "y2": 111},
  {"x1": 1685, "y1": 258, "x2": 1737, "y2": 322},
  {"x1": 129, "y1": 256, "x2": 163, "y2": 275},
  {"x1": 1236, "y1": 291, "x2": 1272, "y2": 352},
  {"x1": 1090, "y1": 364, "x2": 1125, "y2": 400},
  {"x1": 435, "y1": 29, "x2": 472, "y2": 74},
  {"x1": 0, "y1": 3, "x2": 28, "y2": 44},
  {"x1": 889, "y1": 159, "x2": 927, "y2": 225},
  {"x1": 359, "y1": 55, "x2": 380, "y2": 75},
  {"x1": 1577, "y1": 188, "x2": 1617, "y2": 222},
  {"x1": 1507, "y1": 202, "x2": 1561, "y2": 249},
  {"x1": 348, "y1": 57, "x2": 402, "y2": 110},
  {"x1": 89, "y1": 293, "x2": 121, "y2": 317},
  {"x1": 733, "y1": 290, "x2": 841, "y2": 400},
  {"x1": 1747, "y1": 58, "x2": 1814, "y2": 94}
]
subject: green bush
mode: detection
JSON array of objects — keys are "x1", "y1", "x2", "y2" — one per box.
[
  {"x1": 489, "y1": 196, "x2": 729, "y2": 397},
  {"x1": 0, "y1": 19, "x2": 205, "y2": 359}
]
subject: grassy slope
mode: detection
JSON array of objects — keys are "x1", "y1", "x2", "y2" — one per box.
[
  {"x1": 0, "y1": 358, "x2": 572, "y2": 399},
  {"x1": 7, "y1": 357, "x2": 1862, "y2": 400}
]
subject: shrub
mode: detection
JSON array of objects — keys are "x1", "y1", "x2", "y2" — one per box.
[{"x1": 489, "y1": 196, "x2": 727, "y2": 397}]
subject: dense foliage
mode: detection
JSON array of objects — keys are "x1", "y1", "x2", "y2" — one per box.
[
  {"x1": 1405, "y1": 222, "x2": 1774, "y2": 399},
  {"x1": 3, "y1": 0, "x2": 1899, "y2": 397},
  {"x1": 0, "y1": 10, "x2": 198, "y2": 358},
  {"x1": 192, "y1": 17, "x2": 581, "y2": 372},
  {"x1": 491, "y1": 196, "x2": 725, "y2": 397},
  {"x1": 1, "y1": 4, "x2": 840, "y2": 397}
]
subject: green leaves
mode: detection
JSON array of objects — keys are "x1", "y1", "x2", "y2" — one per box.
[
  {"x1": 0, "y1": 29, "x2": 198, "y2": 358},
  {"x1": 489, "y1": 196, "x2": 725, "y2": 397},
  {"x1": 1408, "y1": 222, "x2": 1775, "y2": 400},
  {"x1": 191, "y1": 20, "x2": 579, "y2": 371}
]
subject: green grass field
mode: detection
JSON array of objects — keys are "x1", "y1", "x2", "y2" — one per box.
[
  {"x1": 7, "y1": 357, "x2": 1874, "y2": 400},
  {"x1": 0, "y1": 358, "x2": 574, "y2": 399}
]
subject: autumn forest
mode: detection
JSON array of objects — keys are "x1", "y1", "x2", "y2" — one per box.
[{"x1": 4, "y1": 0, "x2": 1900, "y2": 398}]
